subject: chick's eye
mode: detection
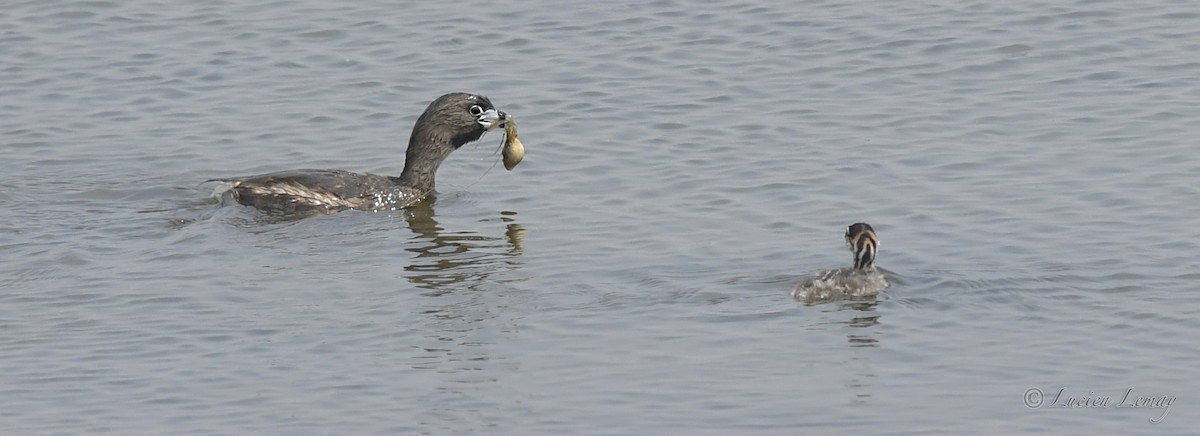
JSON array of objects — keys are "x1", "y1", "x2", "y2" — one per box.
[{"x1": 469, "y1": 105, "x2": 484, "y2": 116}]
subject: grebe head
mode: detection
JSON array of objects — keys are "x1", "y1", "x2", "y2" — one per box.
[
  {"x1": 845, "y1": 222, "x2": 878, "y2": 270},
  {"x1": 400, "y1": 93, "x2": 510, "y2": 192},
  {"x1": 409, "y1": 93, "x2": 506, "y2": 151}
]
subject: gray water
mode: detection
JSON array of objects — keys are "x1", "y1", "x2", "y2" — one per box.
[{"x1": 2, "y1": 0, "x2": 1198, "y2": 434}]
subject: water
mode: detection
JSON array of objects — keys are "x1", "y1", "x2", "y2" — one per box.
[{"x1": 2, "y1": 0, "x2": 1198, "y2": 433}]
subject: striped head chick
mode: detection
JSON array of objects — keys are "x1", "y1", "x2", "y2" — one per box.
[{"x1": 845, "y1": 222, "x2": 878, "y2": 271}]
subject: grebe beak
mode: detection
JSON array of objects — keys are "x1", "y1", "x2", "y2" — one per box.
[{"x1": 478, "y1": 108, "x2": 506, "y2": 131}]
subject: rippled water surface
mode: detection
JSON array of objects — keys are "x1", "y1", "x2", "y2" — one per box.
[{"x1": 3, "y1": 0, "x2": 1199, "y2": 434}]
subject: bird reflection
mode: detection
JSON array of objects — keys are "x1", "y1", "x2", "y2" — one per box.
[
  {"x1": 397, "y1": 202, "x2": 530, "y2": 428},
  {"x1": 402, "y1": 201, "x2": 526, "y2": 295},
  {"x1": 841, "y1": 300, "x2": 881, "y2": 348}
]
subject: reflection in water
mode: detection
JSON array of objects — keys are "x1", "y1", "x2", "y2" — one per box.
[
  {"x1": 840, "y1": 301, "x2": 881, "y2": 348},
  {"x1": 402, "y1": 202, "x2": 526, "y2": 294},
  {"x1": 399, "y1": 201, "x2": 531, "y2": 431},
  {"x1": 502, "y1": 210, "x2": 525, "y2": 252},
  {"x1": 837, "y1": 301, "x2": 880, "y2": 406}
]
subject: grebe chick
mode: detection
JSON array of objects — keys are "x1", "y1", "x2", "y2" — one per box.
[
  {"x1": 209, "y1": 92, "x2": 510, "y2": 214},
  {"x1": 792, "y1": 223, "x2": 889, "y2": 304}
]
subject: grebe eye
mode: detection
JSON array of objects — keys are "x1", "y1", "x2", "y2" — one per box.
[{"x1": 469, "y1": 105, "x2": 484, "y2": 116}]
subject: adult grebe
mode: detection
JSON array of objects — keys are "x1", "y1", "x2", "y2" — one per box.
[
  {"x1": 792, "y1": 223, "x2": 889, "y2": 303},
  {"x1": 209, "y1": 92, "x2": 510, "y2": 213}
]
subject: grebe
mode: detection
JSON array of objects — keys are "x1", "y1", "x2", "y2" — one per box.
[
  {"x1": 792, "y1": 223, "x2": 889, "y2": 303},
  {"x1": 209, "y1": 92, "x2": 510, "y2": 213}
]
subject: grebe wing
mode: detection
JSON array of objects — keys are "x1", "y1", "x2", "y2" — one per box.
[{"x1": 211, "y1": 169, "x2": 396, "y2": 209}]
